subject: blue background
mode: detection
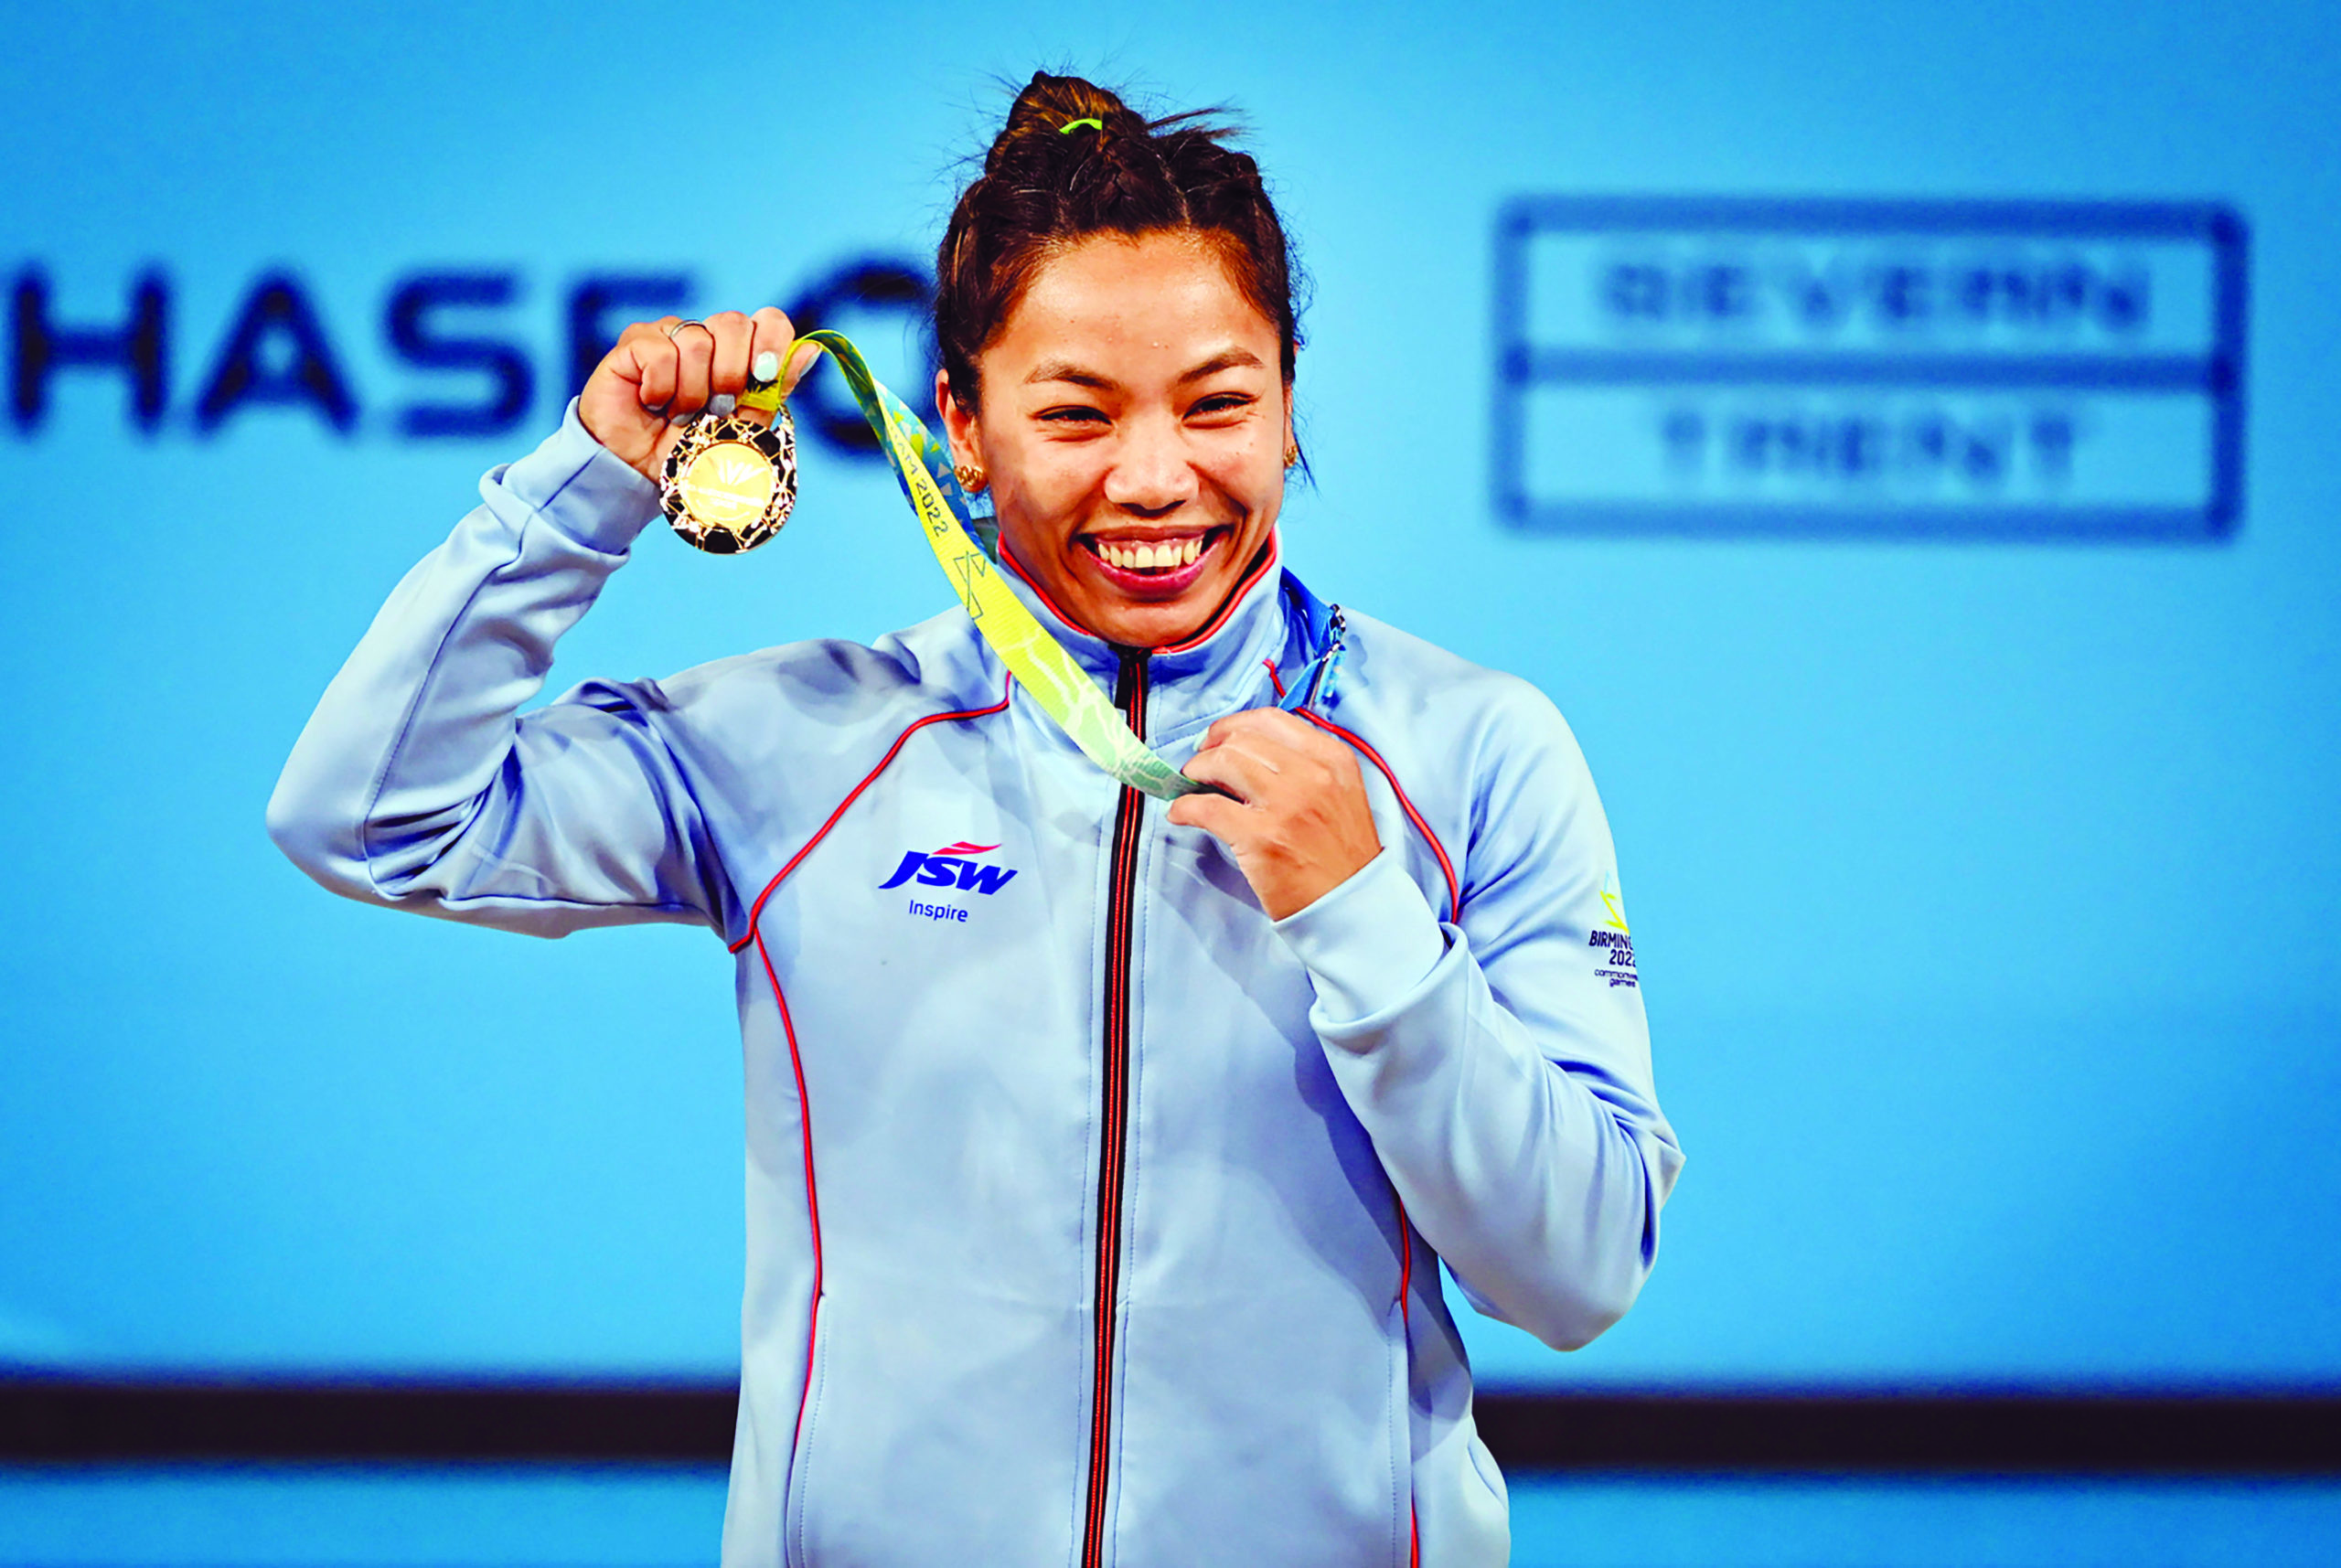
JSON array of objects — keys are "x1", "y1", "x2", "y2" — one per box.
[{"x1": 2, "y1": 0, "x2": 2336, "y2": 1509}]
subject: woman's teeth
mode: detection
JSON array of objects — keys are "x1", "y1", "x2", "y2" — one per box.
[{"x1": 1095, "y1": 536, "x2": 1203, "y2": 571}]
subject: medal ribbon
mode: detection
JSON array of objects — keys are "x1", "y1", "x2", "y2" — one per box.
[{"x1": 741, "y1": 330, "x2": 1210, "y2": 801}]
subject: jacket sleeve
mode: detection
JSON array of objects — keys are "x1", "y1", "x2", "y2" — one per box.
[
  {"x1": 265, "y1": 403, "x2": 740, "y2": 940},
  {"x1": 1273, "y1": 683, "x2": 1683, "y2": 1351}
]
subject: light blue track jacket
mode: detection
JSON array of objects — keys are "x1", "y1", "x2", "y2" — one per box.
[{"x1": 267, "y1": 406, "x2": 1684, "y2": 1568}]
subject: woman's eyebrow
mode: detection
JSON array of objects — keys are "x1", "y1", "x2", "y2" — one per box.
[
  {"x1": 1024, "y1": 358, "x2": 1117, "y2": 389},
  {"x1": 1177, "y1": 348, "x2": 1265, "y2": 383},
  {"x1": 1022, "y1": 347, "x2": 1266, "y2": 389}
]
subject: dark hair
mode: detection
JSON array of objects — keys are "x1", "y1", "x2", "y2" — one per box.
[{"x1": 935, "y1": 71, "x2": 1304, "y2": 414}]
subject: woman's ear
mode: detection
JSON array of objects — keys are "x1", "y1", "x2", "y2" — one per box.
[{"x1": 937, "y1": 370, "x2": 979, "y2": 471}]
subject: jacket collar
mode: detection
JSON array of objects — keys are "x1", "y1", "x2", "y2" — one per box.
[{"x1": 994, "y1": 533, "x2": 1290, "y2": 745}]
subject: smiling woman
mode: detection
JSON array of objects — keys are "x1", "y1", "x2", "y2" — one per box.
[
  {"x1": 942, "y1": 230, "x2": 1288, "y2": 649},
  {"x1": 928, "y1": 80, "x2": 1303, "y2": 651},
  {"x1": 266, "y1": 69, "x2": 1682, "y2": 1568}
]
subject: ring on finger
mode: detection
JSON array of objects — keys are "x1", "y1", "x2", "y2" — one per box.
[{"x1": 663, "y1": 318, "x2": 711, "y2": 341}]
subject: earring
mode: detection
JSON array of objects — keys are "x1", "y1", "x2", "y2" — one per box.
[
  {"x1": 1282, "y1": 440, "x2": 1299, "y2": 468},
  {"x1": 955, "y1": 463, "x2": 986, "y2": 493}
]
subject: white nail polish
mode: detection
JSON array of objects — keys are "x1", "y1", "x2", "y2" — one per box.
[
  {"x1": 753, "y1": 350, "x2": 781, "y2": 383},
  {"x1": 708, "y1": 392, "x2": 737, "y2": 418}
]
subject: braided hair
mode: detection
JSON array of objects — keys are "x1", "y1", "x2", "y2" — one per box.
[{"x1": 935, "y1": 72, "x2": 1304, "y2": 414}]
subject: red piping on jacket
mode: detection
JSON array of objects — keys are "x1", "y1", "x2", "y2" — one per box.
[
  {"x1": 729, "y1": 680, "x2": 1014, "y2": 1456},
  {"x1": 1398, "y1": 1192, "x2": 1419, "y2": 1568},
  {"x1": 1288, "y1": 707, "x2": 1464, "y2": 926},
  {"x1": 727, "y1": 682, "x2": 1016, "y2": 955},
  {"x1": 1281, "y1": 678, "x2": 1459, "y2": 1568},
  {"x1": 750, "y1": 928, "x2": 821, "y2": 1450}
]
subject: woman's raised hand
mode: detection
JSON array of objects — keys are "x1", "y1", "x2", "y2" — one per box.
[{"x1": 578, "y1": 307, "x2": 821, "y2": 481}]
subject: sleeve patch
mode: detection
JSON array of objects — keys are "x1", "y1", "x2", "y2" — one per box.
[{"x1": 1588, "y1": 870, "x2": 1637, "y2": 987}]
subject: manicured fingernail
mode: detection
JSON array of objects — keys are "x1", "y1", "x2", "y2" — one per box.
[
  {"x1": 708, "y1": 392, "x2": 737, "y2": 418},
  {"x1": 785, "y1": 343, "x2": 821, "y2": 388},
  {"x1": 752, "y1": 350, "x2": 781, "y2": 383}
]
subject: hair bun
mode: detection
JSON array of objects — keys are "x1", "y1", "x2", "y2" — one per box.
[{"x1": 992, "y1": 71, "x2": 1147, "y2": 165}]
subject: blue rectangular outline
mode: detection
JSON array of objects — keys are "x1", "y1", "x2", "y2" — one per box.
[{"x1": 1491, "y1": 197, "x2": 2249, "y2": 541}]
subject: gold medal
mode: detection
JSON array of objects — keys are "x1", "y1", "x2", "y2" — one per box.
[{"x1": 660, "y1": 401, "x2": 797, "y2": 554}]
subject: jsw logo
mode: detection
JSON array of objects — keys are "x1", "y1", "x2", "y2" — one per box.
[{"x1": 878, "y1": 841, "x2": 1019, "y2": 895}]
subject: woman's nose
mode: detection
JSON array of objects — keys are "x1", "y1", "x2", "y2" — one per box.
[{"x1": 1102, "y1": 418, "x2": 1196, "y2": 514}]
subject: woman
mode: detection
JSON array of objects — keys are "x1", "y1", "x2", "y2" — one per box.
[{"x1": 269, "y1": 73, "x2": 1681, "y2": 1568}]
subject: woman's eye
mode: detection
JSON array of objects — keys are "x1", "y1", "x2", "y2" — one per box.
[
  {"x1": 1190, "y1": 393, "x2": 1254, "y2": 418},
  {"x1": 1040, "y1": 406, "x2": 1109, "y2": 424}
]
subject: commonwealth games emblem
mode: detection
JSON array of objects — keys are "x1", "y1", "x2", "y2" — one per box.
[{"x1": 660, "y1": 403, "x2": 798, "y2": 554}]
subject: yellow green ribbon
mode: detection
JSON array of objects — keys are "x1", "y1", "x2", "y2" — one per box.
[{"x1": 741, "y1": 330, "x2": 1208, "y2": 800}]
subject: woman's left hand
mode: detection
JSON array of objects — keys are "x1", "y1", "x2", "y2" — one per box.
[{"x1": 1168, "y1": 709, "x2": 1383, "y2": 921}]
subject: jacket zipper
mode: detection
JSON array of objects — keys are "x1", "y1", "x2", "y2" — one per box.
[{"x1": 1081, "y1": 647, "x2": 1148, "y2": 1568}]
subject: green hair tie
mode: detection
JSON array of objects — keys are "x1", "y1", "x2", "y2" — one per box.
[{"x1": 1059, "y1": 117, "x2": 1104, "y2": 134}]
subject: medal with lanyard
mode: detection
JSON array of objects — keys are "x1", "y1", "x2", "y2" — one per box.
[
  {"x1": 657, "y1": 329, "x2": 1338, "y2": 801},
  {"x1": 659, "y1": 399, "x2": 797, "y2": 555}
]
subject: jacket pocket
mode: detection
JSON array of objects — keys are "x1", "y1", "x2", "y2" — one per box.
[
  {"x1": 1468, "y1": 1426, "x2": 1507, "y2": 1504},
  {"x1": 1387, "y1": 1296, "x2": 1416, "y2": 1568},
  {"x1": 783, "y1": 1301, "x2": 833, "y2": 1568}
]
